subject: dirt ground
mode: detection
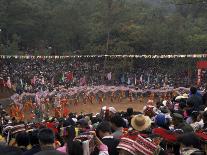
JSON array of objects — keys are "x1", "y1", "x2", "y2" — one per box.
[{"x1": 66, "y1": 98, "x2": 151, "y2": 114}]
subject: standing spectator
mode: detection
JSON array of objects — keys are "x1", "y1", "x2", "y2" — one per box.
[
  {"x1": 16, "y1": 132, "x2": 29, "y2": 152},
  {"x1": 96, "y1": 121, "x2": 119, "y2": 155},
  {"x1": 187, "y1": 87, "x2": 203, "y2": 111},
  {"x1": 110, "y1": 115, "x2": 125, "y2": 139},
  {"x1": 57, "y1": 125, "x2": 75, "y2": 153},
  {"x1": 0, "y1": 145, "x2": 23, "y2": 155},
  {"x1": 34, "y1": 128, "x2": 66, "y2": 155},
  {"x1": 24, "y1": 130, "x2": 41, "y2": 155}
]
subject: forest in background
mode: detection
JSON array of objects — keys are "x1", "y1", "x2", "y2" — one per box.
[{"x1": 0, "y1": 0, "x2": 206, "y2": 55}]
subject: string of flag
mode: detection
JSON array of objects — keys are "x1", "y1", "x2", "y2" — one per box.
[{"x1": 0, "y1": 54, "x2": 207, "y2": 59}]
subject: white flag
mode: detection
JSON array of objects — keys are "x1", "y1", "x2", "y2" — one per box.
[
  {"x1": 107, "y1": 72, "x2": 112, "y2": 80},
  {"x1": 134, "y1": 74, "x2": 137, "y2": 85},
  {"x1": 140, "y1": 75, "x2": 143, "y2": 83}
]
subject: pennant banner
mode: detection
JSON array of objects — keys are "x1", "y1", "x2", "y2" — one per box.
[{"x1": 1, "y1": 54, "x2": 207, "y2": 59}]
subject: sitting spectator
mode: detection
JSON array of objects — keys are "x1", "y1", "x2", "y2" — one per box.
[
  {"x1": 24, "y1": 130, "x2": 41, "y2": 155},
  {"x1": 96, "y1": 121, "x2": 119, "y2": 155},
  {"x1": 16, "y1": 132, "x2": 29, "y2": 152},
  {"x1": 110, "y1": 115, "x2": 125, "y2": 139},
  {"x1": 34, "y1": 128, "x2": 66, "y2": 155}
]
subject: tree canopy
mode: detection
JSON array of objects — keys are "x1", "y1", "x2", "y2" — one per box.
[{"x1": 0, "y1": 0, "x2": 206, "y2": 55}]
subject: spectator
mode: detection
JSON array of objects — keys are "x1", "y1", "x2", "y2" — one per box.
[
  {"x1": 178, "y1": 133, "x2": 205, "y2": 155},
  {"x1": 187, "y1": 87, "x2": 203, "y2": 111},
  {"x1": 24, "y1": 130, "x2": 41, "y2": 155},
  {"x1": 0, "y1": 145, "x2": 23, "y2": 155},
  {"x1": 190, "y1": 111, "x2": 203, "y2": 131},
  {"x1": 172, "y1": 113, "x2": 193, "y2": 133},
  {"x1": 96, "y1": 121, "x2": 119, "y2": 155},
  {"x1": 15, "y1": 132, "x2": 29, "y2": 152},
  {"x1": 131, "y1": 114, "x2": 152, "y2": 132},
  {"x1": 57, "y1": 125, "x2": 75, "y2": 153},
  {"x1": 70, "y1": 131, "x2": 109, "y2": 155},
  {"x1": 34, "y1": 128, "x2": 66, "y2": 155},
  {"x1": 110, "y1": 115, "x2": 125, "y2": 139},
  {"x1": 202, "y1": 111, "x2": 207, "y2": 130},
  {"x1": 154, "y1": 113, "x2": 171, "y2": 130},
  {"x1": 67, "y1": 140, "x2": 83, "y2": 155}
]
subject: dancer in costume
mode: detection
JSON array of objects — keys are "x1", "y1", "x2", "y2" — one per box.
[
  {"x1": 129, "y1": 91, "x2": 133, "y2": 102},
  {"x1": 98, "y1": 94, "x2": 104, "y2": 104},
  {"x1": 111, "y1": 91, "x2": 115, "y2": 103}
]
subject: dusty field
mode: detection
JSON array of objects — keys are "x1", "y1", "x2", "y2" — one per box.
[{"x1": 66, "y1": 98, "x2": 150, "y2": 114}]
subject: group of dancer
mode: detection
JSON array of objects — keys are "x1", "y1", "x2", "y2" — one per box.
[{"x1": 7, "y1": 88, "x2": 178, "y2": 122}]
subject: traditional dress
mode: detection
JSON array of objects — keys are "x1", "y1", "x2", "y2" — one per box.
[
  {"x1": 60, "y1": 98, "x2": 69, "y2": 117},
  {"x1": 111, "y1": 91, "x2": 115, "y2": 103},
  {"x1": 54, "y1": 107, "x2": 61, "y2": 118},
  {"x1": 23, "y1": 100, "x2": 33, "y2": 113},
  {"x1": 74, "y1": 96, "x2": 79, "y2": 106},
  {"x1": 89, "y1": 94, "x2": 95, "y2": 104},
  {"x1": 129, "y1": 91, "x2": 133, "y2": 102},
  {"x1": 139, "y1": 94, "x2": 144, "y2": 103},
  {"x1": 98, "y1": 95, "x2": 104, "y2": 104}
]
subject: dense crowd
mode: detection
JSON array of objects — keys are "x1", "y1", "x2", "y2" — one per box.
[
  {"x1": 0, "y1": 58, "x2": 200, "y2": 94},
  {"x1": 0, "y1": 86, "x2": 207, "y2": 154}
]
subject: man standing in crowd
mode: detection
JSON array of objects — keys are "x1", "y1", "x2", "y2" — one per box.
[
  {"x1": 34, "y1": 128, "x2": 66, "y2": 155},
  {"x1": 95, "y1": 121, "x2": 119, "y2": 155}
]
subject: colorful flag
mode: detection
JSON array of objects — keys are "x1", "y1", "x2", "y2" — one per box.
[
  {"x1": 147, "y1": 74, "x2": 150, "y2": 84},
  {"x1": 66, "y1": 72, "x2": 73, "y2": 81},
  {"x1": 61, "y1": 73, "x2": 65, "y2": 82},
  {"x1": 107, "y1": 72, "x2": 112, "y2": 80},
  {"x1": 20, "y1": 79, "x2": 23, "y2": 87},
  {"x1": 134, "y1": 74, "x2": 137, "y2": 85},
  {"x1": 80, "y1": 76, "x2": 86, "y2": 86},
  {"x1": 121, "y1": 74, "x2": 125, "y2": 83},
  {"x1": 140, "y1": 74, "x2": 143, "y2": 83},
  {"x1": 127, "y1": 78, "x2": 131, "y2": 85}
]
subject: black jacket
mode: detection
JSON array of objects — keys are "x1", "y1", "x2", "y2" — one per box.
[{"x1": 102, "y1": 136, "x2": 120, "y2": 155}]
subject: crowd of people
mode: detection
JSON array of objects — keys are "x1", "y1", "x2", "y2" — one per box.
[
  {"x1": 0, "y1": 86, "x2": 207, "y2": 155},
  {"x1": 0, "y1": 57, "x2": 200, "y2": 94},
  {"x1": 1, "y1": 57, "x2": 207, "y2": 155}
]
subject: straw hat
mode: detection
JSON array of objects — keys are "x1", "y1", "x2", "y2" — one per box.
[{"x1": 131, "y1": 114, "x2": 151, "y2": 131}]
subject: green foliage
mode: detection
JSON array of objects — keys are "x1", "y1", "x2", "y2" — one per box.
[{"x1": 0, "y1": 0, "x2": 206, "y2": 55}]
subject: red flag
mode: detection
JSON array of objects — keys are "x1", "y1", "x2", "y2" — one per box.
[{"x1": 66, "y1": 72, "x2": 73, "y2": 81}]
